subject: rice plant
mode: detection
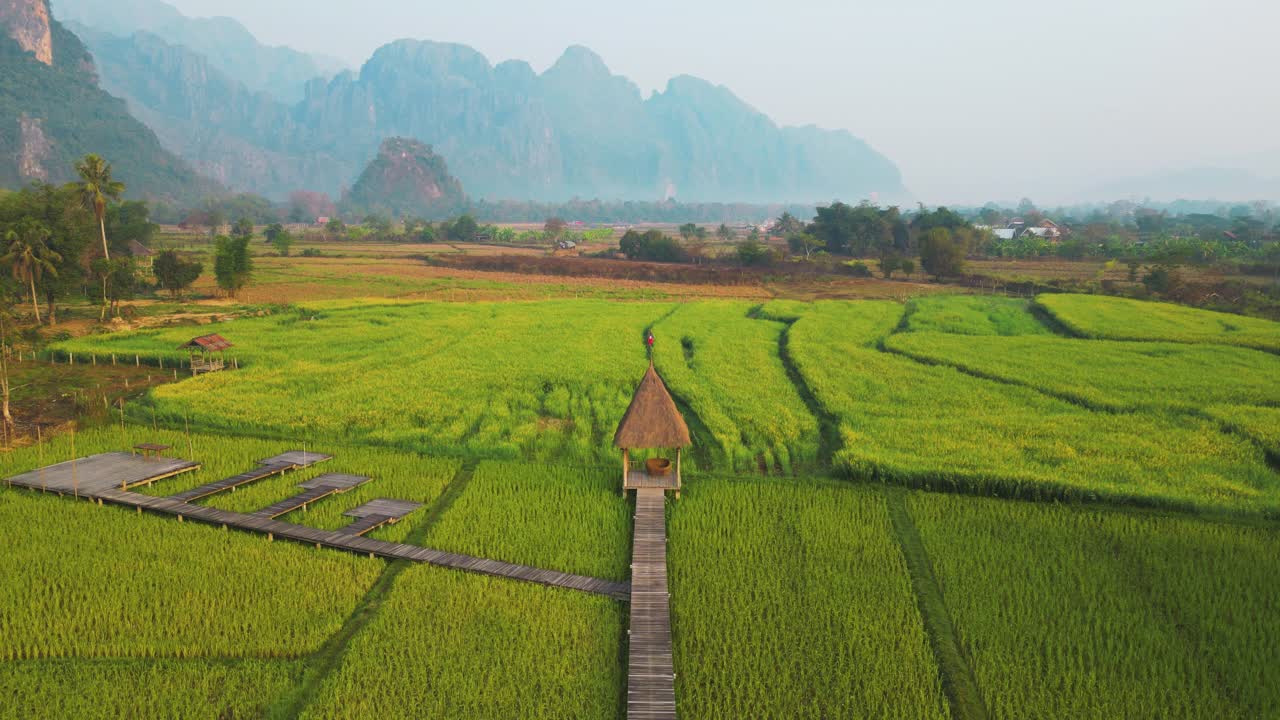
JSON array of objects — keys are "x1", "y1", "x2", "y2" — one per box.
[
  {"x1": 1038, "y1": 294, "x2": 1280, "y2": 351},
  {"x1": 903, "y1": 295, "x2": 1053, "y2": 336},
  {"x1": 0, "y1": 659, "x2": 299, "y2": 720},
  {"x1": 299, "y1": 566, "x2": 625, "y2": 720},
  {"x1": 53, "y1": 299, "x2": 670, "y2": 465},
  {"x1": 668, "y1": 478, "x2": 949, "y2": 719},
  {"x1": 0, "y1": 482, "x2": 382, "y2": 660},
  {"x1": 424, "y1": 461, "x2": 631, "y2": 580},
  {"x1": 784, "y1": 302, "x2": 1280, "y2": 515},
  {"x1": 909, "y1": 491, "x2": 1280, "y2": 719},
  {"x1": 885, "y1": 332, "x2": 1280, "y2": 412},
  {"x1": 651, "y1": 301, "x2": 820, "y2": 473}
]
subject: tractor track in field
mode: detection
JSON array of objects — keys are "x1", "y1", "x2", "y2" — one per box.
[
  {"x1": 772, "y1": 318, "x2": 840, "y2": 469},
  {"x1": 878, "y1": 342, "x2": 1280, "y2": 481},
  {"x1": 646, "y1": 304, "x2": 718, "y2": 472},
  {"x1": 884, "y1": 486, "x2": 990, "y2": 720},
  {"x1": 268, "y1": 461, "x2": 478, "y2": 720},
  {"x1": 743, "y1": 304, "x2": 839, "y2": 472}
]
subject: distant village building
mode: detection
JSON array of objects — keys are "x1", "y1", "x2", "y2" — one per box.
[
  {"x1": 990, "y1": 218, "x2": 1067, "y2": 243},
  {"x1": 129, "y1": 240, "x2": 156, "y2": 270},
  {"x1": 316, "y1": 216, "x2": 331, "y2": 226}
]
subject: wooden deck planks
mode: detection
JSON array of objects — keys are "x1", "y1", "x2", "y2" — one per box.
[
  {"x1": 627, "y1": 487, "x2": 678, "y2": 720},
  {"x1": 336, "y1": 515, "x2": 391, "y2": 536},
  {"x1": 167, "y1": 463, "x2": 293, "y2": 503},
  {"x1": 167, "y1": 451, "x2": 332, "y2": 503},
  {"x1": 624, "y1": 470, "x2": 680, "y2": 491},
  {"x1": 4, "y1": 453, "x2": 200, "y2": 495}
]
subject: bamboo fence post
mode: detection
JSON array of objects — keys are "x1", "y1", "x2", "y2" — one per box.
[
  {"x1": 37, "y1": 425, "x2": 45, "y2": 491},
  {"x1": 70, "y1": 427, "x2": 78, "y2": 500}
]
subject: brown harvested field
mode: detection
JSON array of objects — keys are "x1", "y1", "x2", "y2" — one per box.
[
  {"x1": 156, "y1": 252, "x2": 950, "y2": 305},
  {"x1": 966, "y1": 258, "x2": 1272, "y2": 286},
  {"x1": 183, "y1": 255, "x2": 775, "y2": 303}
]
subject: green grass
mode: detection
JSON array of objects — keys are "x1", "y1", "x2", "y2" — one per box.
[
  {"x1": 651, "y1": 301, "x2": 820, "y2": 473},
  {"x1": 423, "y1": 461, "x2": 631, "y2": 580},
  {"x1": 1037, "y1": 294, "x2": 1280, "y2": 351},
  {"x1": 0, "y1": 658, "x2": 299, "y2": 720},
  {"x1": 53, "y1": 299, "x2": 670, "y2": 465},
  {"x1": 298, "y1": 566, "x2": 625, "y2": 719},
  {"x1": 909, "y1": 492, "x2": 1280, "y2": 719},
  {"x1": 668, "y1": 478, "x2": 950, "y2": 719},
  {"x1": 903, "y1": 295, "x2": 1052, "y2": 336}
]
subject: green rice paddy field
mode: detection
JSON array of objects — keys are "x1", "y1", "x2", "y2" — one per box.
[{"x1": 3, "y1": 292, "x2": 1278, "y2": 718}]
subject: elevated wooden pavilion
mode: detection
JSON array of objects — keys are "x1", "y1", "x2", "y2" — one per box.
[
  {"x1": 615, "y1": 363, "x2": 691, "y2": 497},
  {"x1": 179, "y1": 334, "x2": 233, "y2": 375}
]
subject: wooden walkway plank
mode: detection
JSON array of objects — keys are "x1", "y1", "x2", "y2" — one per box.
[
  {"x1": 12, "y1": 453, "x2": 624, "y2": 599},
  {"x1": 166, "y1": 452, "x2": 332, "y2": 503},
  {"x1": 627, "y1": 488, "x2": 678, "y2": 720},
  {"x1": 167, "y1": 463, "x2": 293, "y2": 503}
]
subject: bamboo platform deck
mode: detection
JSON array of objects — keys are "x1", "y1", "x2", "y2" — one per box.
[
  {"x1": 3, "y1": 452, "x2": 200, "y2": 495},
  {"x1": 627, "y1": 487, "x2": 677, "y2": 720},
  {"x1": 338, "y1": 499, "x2": 424, "y2": 537},
  {"x1": 4, "y1": 456, "x2": 629, "y2": 601},
  {"x1": 252, "y1": 474, "x2": 370, "y2": 519},
  {"x1": 167, "y1": 452, "x2": 332, "y2": 503}
]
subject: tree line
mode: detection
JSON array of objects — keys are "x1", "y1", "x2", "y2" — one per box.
[{"x1": 0, "y1": 155, "x2": 262, "y2": 330}]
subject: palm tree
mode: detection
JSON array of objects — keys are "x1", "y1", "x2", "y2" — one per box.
[
  {"x1": 2, "y1": 220, "x2": 61, "y2": 324},
  {"x1": 75, "y1": 154, "x2": 125, "y2": 261}
]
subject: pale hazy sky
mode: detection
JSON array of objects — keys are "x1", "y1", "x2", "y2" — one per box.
[{"x1": 165, "y1": 0, "x2": 1280, "y2": 205}]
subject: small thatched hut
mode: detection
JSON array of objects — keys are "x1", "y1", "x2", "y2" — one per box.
[
  {"x1": 179, "y1": 334, "x2": 233, "y2": 374},
  {"x1": 614, "y1": 363, "x2": 692, "y2": 496}
]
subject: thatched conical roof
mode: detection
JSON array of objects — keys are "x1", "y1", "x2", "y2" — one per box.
[{"x1": 614, "y1": 364, "x2": 692, "y2": 449}]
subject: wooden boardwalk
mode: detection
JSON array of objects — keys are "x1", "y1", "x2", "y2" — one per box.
[
  {"x1": 5, "y1": 457, "x2": 629, "y2": 601},
  {"x1": 627, "y1": 488, "x2": 677, "y2": 720},
  {"x1": 252, "y1": 474, "x2": 370, "y2": 519},
  {"x1": 167, "y1": 452, "x2": 332, "y2": 503},
  {"x1": 338, "y1": 499, "x2": 424, "y2": 537}
]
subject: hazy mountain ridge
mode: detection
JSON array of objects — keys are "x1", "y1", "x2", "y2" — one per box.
[
  {"x1": 52, "y1": 0, "x2": 344, "y2": 102},
  {"x1": 0, "y1": 2, "x2": 218, "y2": 205},
  {"x1": 59, "y1": 1, "x2": 906, "y2": 204},
  {"x1": 1086, "y1": 167, "x2": 1280, "y2": 203},
  {"x1": 66, "y1": 22, "x2": 351, "y2": 195}
]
